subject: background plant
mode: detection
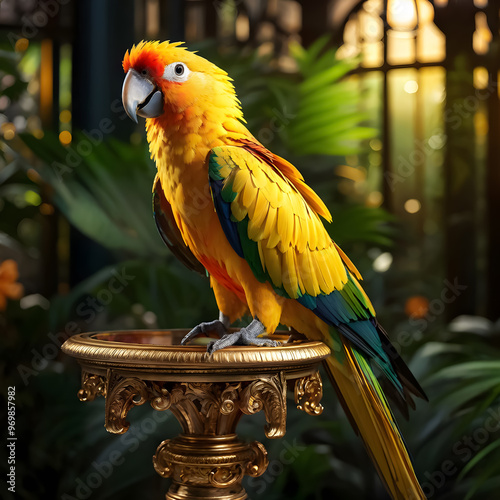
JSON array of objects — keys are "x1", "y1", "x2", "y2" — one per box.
[{"x1": 2, "y1": 34, "x2": 499, "y2": 500}]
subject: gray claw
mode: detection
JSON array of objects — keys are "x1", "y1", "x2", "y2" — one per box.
[
  {"x1": 181, "y1": 314, "x2": 230, "y2": 345},
  {"x1": 207, "y1": 318, "x2": 281, "y2": 354}
]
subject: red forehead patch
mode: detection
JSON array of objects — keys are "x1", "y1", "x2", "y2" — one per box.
[{"x1": 123, "y1": 45, "x2": 164, "y2": 78}]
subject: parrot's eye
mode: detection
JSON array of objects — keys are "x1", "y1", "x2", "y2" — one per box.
[{"x1": 162, "y1": 62, "x2": 191, "y2": 83}]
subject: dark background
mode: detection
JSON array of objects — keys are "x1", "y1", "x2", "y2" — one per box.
[{"x1": 1, "y1": 1, "x2": 500, "y2": 499}]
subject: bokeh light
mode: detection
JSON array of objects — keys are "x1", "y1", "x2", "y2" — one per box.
[
  {"x1": 404, "y1": 198, "x2": 421, "y2": 213},
  {"x1": 60, "y1": 110, "x2": 72, "y2": 123},
  {"x1": 14, "y1": 38, "x2": 29, "y2": 52},
  {"x1": 373, "y1": 252, "x2": 393, "y2": 272},
  {"x1": 2, "y1": 122, "x2": 16, "y2": 140},
  {"x1": 59, "y1": 130, "x2": 72, "y2": 145},
  {"x1": 366, "y1": 191, "x2": 384, "y2": 207},
  {"x1": 405, "y1": 295, "x2": 429, "y2": 318},
  {"x1": 404, "y1": 80, "x2": 419, "y2": 93}
]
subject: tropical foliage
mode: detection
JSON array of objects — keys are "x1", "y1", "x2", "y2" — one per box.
[{"x1": 2, "y1": 37, "x2": 499, "y2": 500}]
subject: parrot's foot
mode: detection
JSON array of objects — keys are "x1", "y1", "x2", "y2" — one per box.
[
  {"x1": 181, "y1": 313, "x2": 230, "y2": 345},
  {"x1": 207, "y1": 318, "x2": 281, "y2": 355}
]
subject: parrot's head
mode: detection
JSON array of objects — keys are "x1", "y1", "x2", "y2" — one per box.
[{"x1": 122, "y1": 40, "x2": 240, "y2": 124}]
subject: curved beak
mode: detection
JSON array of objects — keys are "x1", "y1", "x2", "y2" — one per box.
[{"x1": 122, "y1": 69, "x2": 164, "y2": 123}]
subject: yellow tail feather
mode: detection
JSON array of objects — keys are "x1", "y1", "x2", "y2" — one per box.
[{"x1": 324, "y1": 348, "x2": 426, "y2": 500}]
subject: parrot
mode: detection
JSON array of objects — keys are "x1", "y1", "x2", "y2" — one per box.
[{"x1": 121, "y1": 40, "x2": 427, "y2": 500}]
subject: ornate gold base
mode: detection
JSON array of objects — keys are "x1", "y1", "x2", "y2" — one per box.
[
  {"x1": 62, "y1": 330, "x2": 330, "y2": 499},
  {"x1": 154, "y1": 434, "x2": 267, "y2": 500}
]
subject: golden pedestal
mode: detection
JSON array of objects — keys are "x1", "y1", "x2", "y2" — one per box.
[{"x1": 62, "y1": 330, "x2": 330, "y2": 500}]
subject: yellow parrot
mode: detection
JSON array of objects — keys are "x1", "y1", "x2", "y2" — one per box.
[{"x1": 121, "y1": 41, "x2": 427, "y2": 499}]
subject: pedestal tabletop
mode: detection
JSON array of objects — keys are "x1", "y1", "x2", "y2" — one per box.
[{"x1": 62, "y1": 329, "x2": 330, "y2": 381}]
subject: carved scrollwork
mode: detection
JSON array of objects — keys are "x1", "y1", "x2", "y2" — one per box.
[
  {"x1": 220, "y1": 383, "x2": 242, "y2": 415},
  {"x1": 295, "y1": 371, "x2": 324, "y2": 416},
  {"x1": 153, "y1": 439, "x2": 174, "y2": 478},
  {"x1": 246, "y1": 441, "x2": 269, "y2": 477},
  {"x1": 77, "y1": 371, "x2": 175, "y2": 434},
  {"x1": 240, "y1": 371, "x2": 287, "y2": 438},
  {"x1": 153, "y1": 434, "x2": 268, "y2": 492},
  {"x1": 149, "y1": 381, "x2": 174, "y2": 411},
  {"x1": 165, "y1": 381, "x2": 245, "y2": 434},
  {"x1": 179, "y1": 465, "x2": 208, "y2": 484},
  {"x1": 209, "y1": 464, "x2": 244, "y2": 487},
  {"x1": 183, "y1": 382, "x2": 222, "y2": 426},
  {"x1": 178, "y1": 464, "x2": 244, "y2": 487},
  {"x1": 78, "y1": 370, "x2": 294, "y2": 440},
  {"x1": 104, "y1": 370, "x2": 150, "y2": 434},
  {"x1": 78, "y1": 372, "x2": 106, "y2": 402}
]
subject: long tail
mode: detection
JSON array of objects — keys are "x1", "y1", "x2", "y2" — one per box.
[{"x1": 324, "y1": 345, "x2": 426, "y2": 500}]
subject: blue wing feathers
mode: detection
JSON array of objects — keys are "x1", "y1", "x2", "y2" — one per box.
[{"x1": 210, "y1": 178, "x2": 245, "y2": 259}]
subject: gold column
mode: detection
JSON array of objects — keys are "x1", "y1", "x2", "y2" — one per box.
[{"x1": 63, "y1": 330, "x2": 330, "y2": 499}]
